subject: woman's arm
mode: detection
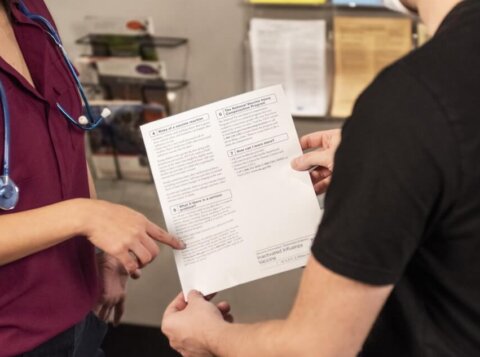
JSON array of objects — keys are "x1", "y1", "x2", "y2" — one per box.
[
  {"x1": 0, "y1": 198, "x2": 184, "y2": 270},
  {"x1": 0, "y1": 199, "x2": 88, "y2": 265},
  {"x1": 87, "y1": 163, "x2": 97, "y2": 199}
]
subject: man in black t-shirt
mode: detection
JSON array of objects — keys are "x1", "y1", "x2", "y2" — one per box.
[{"x1": 161, "y1": 0, "x2": 480, "y2": 356}]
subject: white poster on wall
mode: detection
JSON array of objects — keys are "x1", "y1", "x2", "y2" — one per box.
[{"x1": 249, "y1": 19, "x2": 328, "y2": 117}]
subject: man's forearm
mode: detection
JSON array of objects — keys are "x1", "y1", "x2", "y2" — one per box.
[
  {"x1": 208, "y1": 319, "x2": 297, "y2": 357},
  {"x1": 162, "y1": 258, "x2": 393, "y2": 357},
  {"x1": 203, "y1": 257, "x2": 391, "y2": 357}
]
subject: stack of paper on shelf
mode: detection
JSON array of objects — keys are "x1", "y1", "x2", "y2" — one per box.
[{"x1": 82, "y1": 16, "x2": 158, "y2": 60}]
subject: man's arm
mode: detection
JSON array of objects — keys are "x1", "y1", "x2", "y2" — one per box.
[{"x1": 162, "y1": 256, "x2": 392, "y2": 357}]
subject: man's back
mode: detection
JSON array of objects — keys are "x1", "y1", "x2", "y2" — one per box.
[{"x1": 312, "y1": 1, "x2": 480, "y2": 355}]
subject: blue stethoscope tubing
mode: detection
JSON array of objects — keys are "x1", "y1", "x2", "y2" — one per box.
[
  {"x1": 0, "y1": 80, "x2": 18, "y2": 211},
  {"x1": 0, "y1": 0, "x2": 111, "y2": 211}
]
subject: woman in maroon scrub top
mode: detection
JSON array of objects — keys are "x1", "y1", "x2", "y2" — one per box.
[{"x1": 0, "y1": 1, "x2": 184, "y2": 356}]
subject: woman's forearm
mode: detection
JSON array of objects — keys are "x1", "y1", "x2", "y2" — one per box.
[
  {"x1": 0, "y1": 197, "x2": 183, "y2": 273},
  {"x1": 0, "y1": 199, "x2": 86, "y2": 265},
  {"x1": 87, "y1": 163, "x2": 97, "y2": 199}
]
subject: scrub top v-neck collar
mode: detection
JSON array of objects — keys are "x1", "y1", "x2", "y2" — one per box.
[
  {"x1": 0, "y1": 2, "x2": 43, "y2": 99},
  {"x1": 0, "y1": 1, "x2": 63, "y2": 103}
]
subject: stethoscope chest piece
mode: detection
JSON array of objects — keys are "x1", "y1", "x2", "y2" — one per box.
[{"x1": 0, "y1": 176, "x2": 19, "y2": 211}]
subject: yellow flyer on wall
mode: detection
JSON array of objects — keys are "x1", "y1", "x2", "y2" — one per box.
[{"x1": 249, "y1": 0, "x2": 326, "y2": 5}]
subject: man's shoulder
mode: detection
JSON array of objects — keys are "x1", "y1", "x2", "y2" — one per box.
[
  {"x1": 396, "y1": 20, "x2": 480, "y2": 95},
  {"x1": 357, "y1": 22, "x2": 476, "y2": 122},
  {"x1": 374, "y1": 32, "x2": 456, "y2": 94},
  {"x1": 348, "y1": 52, "x2": 448, "y2": 140}
]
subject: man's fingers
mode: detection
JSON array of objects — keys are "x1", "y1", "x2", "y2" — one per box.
[
  {"x1": 310, "y1": 167, "x2": 332, "y2": 185},
  {"x1": 314, "y1": 177, "x2": 332, "y2": 195},
  {"x1": 223, "y1": 313, "x2": 234, "y2": 323},
  {"x1": 300, "y1": 129, "x2": 340, "y2": 150},
  {"x1": 147, "y1": 222, "x2": 186, "y2": 250},
  {"x1": 291, "y1": 150, "x2": 332, "y2": 172},
  {"x1": 130, "y1": 268, "x2": 142, "y2": 280},
  {"x1": 114, "y1": 300, "x2": 125, "y2": 327},
  {"x1": 187, "y1": 290, "x2": 204, "y2": 302},
  {"x1": 217, "y1": 300, "x2": 233, "y2": 322},
  {"x1": 216, "y1": 301, "x2": 231, "y2": 314},
  {"x1": 300, "y1": 132, "x2": 327, "y2": 150},
  {"x1": 165, "y1": 292, "x2": 187, "y2": 315}
]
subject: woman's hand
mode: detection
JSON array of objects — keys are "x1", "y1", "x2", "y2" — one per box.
[
  {"x1": 291, "y1": 129, "x2": 341, "y2": 195},
  {"x1": 79, "y1": 199, "x2": 185, "y2": 275},
  {"x1": 95, "y1": 253, "x2": 129, "y2": 326}
]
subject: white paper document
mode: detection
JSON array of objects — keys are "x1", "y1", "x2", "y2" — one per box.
[
  {"x1": 249, "y1": 19, "x2": 328, "y2": 117},
  {"x1": 141, "y1": 86, "x2": 322, "y2": 295}
]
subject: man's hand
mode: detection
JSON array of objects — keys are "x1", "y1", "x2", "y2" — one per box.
[
  {"x1": 162, "y1": 291, "x2": 233, "y2": 357},
  {"x1": 162, "y1": 258, "x2": 392, "y2": 357},
  {"x1": 291, "y1": 129, "x2": 341, "y2": 194},
  {"x1": 95, "y1": 253, "x2": 132, "y2": 326}
]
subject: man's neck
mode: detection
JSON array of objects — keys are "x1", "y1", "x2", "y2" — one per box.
[{"x1": 416, "y1": 0, "x2": 462, "y2": 35}]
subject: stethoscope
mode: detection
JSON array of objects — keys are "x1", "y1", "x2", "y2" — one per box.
[{"x1": 0, "y1": 0, "x2": 111, "y2": 211}]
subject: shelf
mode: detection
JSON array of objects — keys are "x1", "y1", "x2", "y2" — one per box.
[
  {"x1": 76, "y1": 35, "x2": 188, "y2": 59},
  {"x1": 164, "y1": 79, "x2": 189, "y2": 91},
  {"x1": 84, "y1": 79, "x2": 188, "y2": 89},
  {"x1": 243, "y1": 2, "x2": 397, "y2": 11},
  {"x1": 76, "y1": 35, "x2": 188, "y2": 49}
]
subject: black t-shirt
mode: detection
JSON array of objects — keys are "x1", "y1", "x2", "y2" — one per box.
[{"x1": 312, "y1": 1, "x2": 480, "y2": 356}]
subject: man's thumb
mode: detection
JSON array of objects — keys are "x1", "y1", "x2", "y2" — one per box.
[
  {"x1": 291, "y1": 150, "x2": 332, "y2": 172},
  {"x1": 187, "y1": 290, "x2": 204, "y2": 302}
]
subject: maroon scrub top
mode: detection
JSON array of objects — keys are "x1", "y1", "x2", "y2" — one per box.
[{"x1": 0, "y1": 1, "x2": 100, "y2": 355}]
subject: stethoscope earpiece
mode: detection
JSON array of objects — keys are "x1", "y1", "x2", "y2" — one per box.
[
  {"x1": 0, "y1": 176, "x2": 19, "y2": 211},
  {"x1": 78, "y1": 116, "x2": 89, "y2": 126},
  {"x1": 77, "y1": 108, "x2": 111, "y2": 128},
  {"x1": 77, "y1": 108, "x2": 112, "y2": 130},
  {"x1": 101, "y1": 108, "x2": 112, "y2": 120}
]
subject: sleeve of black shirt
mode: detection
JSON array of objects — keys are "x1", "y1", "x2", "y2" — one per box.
[{"x1": 312, "y1": 64, "x2": 460, "y2": 286}]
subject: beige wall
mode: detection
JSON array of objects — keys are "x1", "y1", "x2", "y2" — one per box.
[
  {"x1": 46, "y1": 0, "x2": 340, "y2": 326},
  {"x1": 47, "y1": 0, "x2": 247, "y2": 109}
]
